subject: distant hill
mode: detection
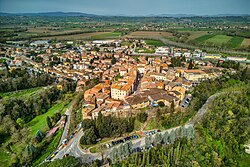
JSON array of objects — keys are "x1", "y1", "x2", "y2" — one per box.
[
  {"x1": 149, "y1": 14, "x2": 250, "y2": 18},
  {"x1": 0, "y1": 12, "x2": 249, "y2": 18},
  {"x1": 0, "y1": 12, "x2": 98, "y2": 17},
  {"x1": 148, "y1": 14, "x2": 196, "y2": 18}
]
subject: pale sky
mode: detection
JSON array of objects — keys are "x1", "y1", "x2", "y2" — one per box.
[{"x1": 0, "y1": 0, "x2": 249, "y2": 16}]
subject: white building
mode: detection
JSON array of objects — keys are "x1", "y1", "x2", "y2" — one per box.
[{"x1": 155, "y1": 47, "x2": 169, "y2": 55}]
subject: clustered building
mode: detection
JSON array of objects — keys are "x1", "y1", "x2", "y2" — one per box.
[{"x1": 1, "y1": 38, "x2": 240, "y2": 120}]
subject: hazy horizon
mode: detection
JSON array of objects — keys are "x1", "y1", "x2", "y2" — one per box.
[{"x1": 0, "y1": 0, "x2": 250, "y2": 16}]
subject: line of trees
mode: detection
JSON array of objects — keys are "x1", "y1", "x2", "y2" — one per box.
[
  {"x1": 216, "y1": 60, "x2": 240, "y2": 70},
  {"x1": 110, "y1": 125, "x2": 194, "y2": 163},
  {"x1": 112, "y1": 138, "x2": 194, "y2": 166},
  {"x1": 0, "y1": 68, "x2": 53, "y2": 93},
  {"x1": 0, "y1": 87, "x2": 60, "y2": 123}
]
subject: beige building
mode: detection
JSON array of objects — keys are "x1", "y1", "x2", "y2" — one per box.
[
  {"x1": 183, "y1": 70, "x2": 207, "y2": 81},
  {"x1": 172, "y1": 86, "x2": 186, "y2": 100},
  {"x1": 111, "y1": 82, "x2": 132, "y2": 100},
  {"x1": 149, "y1": 72, "x2": 168, "y2": 81}
]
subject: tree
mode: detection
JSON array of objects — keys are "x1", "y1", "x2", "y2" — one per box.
[
  {"x1": 16, "y1": 118, "x2": 25, "y2": 128},
  {"x1": 158, "y1": 101, "x2": 165, "y2": 107},
  {"x1": 110, "y1": 147, "x2": 118, "y2": 163},
  {"x1": 145, "y1": 136, "x2": 152, "y2": 149},
  {"x1": 35, "y1": 130, "x2": 44, "y2": 143},
  {"x1": 136, "y1": 112, "x2": 148, "y2": 123},
  {"x1": 90, "y1": 59, "x2": 94, "y2": 64},
  {"x1": 111, "y1": 55, "x2": 117, "y2": 65},
  {"x1": 186, "y1": 125, "x2": 194, "y2": 140},
  {"x1": 175, "y1": 127, "x2": 182, "y2": 139},
  {"x1": 170, "y1": 101, "x2": 175, "y2": 115},
  {"x1": 163, "y1": 131, "x2": 170, "y2": 144},
  {"x1": 46, "y1": 116, "x2": 52, "y2": 129},
  {"x1": 82, "y1": 119, "x2": 94, "y2": 130},
  {"x1": 22, "y1": 143, "x2": 38, "y2": 165},
  {"x1": 181, "y1": 56, "x2": 186, "y2": 62},
  {"x1": 169, "y1": 129, "x2": 176, "y2": 143},
  {"x1": 80, "y1": 127, "x2": 98, "y2": 145},
  {"x1": 39, "y1": 156, "x2": 79, "y2": 167},
  {"x1": 188, "y1": 60, "x2": 194, "y2": 69},
  {"x1": 156, "y1": 109, "x2": 162, "y2": 119},
  {"x1": 154, "y1": 133, "x2": 163, "y2": 145},
  {"x1": 241, "y1": 67, "x2": 249, "y2": 81}
]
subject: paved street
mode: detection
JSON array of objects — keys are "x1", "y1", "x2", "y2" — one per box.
[
  {"x1": 58, "y1": 105, "x2": 72, "y2": 146},
  {"x1": 52, "y1": 129, "x2": 102, "y2": 163},
  {"x1": 53, "y1": 130, "x2": 85, "y2": 159}
]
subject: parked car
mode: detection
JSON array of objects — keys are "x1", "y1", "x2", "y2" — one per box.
[
  {"x1": 62, "y1": 139, "x2": 68, "y2": 145},
  {"x1": 105, "y1": 144, "x2": 110, "y2": 149},
  {"x1": 63, "y1": 154, "x2": 69, "y2": 158}
]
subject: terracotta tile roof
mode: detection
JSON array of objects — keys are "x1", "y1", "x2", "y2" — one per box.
[{"x1": 184, "y1": 70, "x2": 205, "y2": 74}]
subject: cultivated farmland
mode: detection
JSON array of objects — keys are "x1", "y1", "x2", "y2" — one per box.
[
  {"x1": 37, "y1": 32, "x2": 112, "y2": 40},
  {"x1": 91, "y1": 32, "x2": 122, "y2": 39},
  {"x1": 205, "y1": 35, "x2": 232, "y2": 45},
  {"x1": 145, "y1": 39, "x2": 165, "y2": 46},
  {"x1": 227, "y1": 37, "x2": 244, "y2": 48},
  {"x1": 187, "y1": 31, "x2": 208, "y2": 41},
  {"x1": 192, "y1": 34, "x2": 215, "y2": 43},
  {"x1": 127, "y1": 31, "x2": 173, "y2": 39},
  {"x1": 241, "y1": 38, "x2": 250, "y2": 47}
]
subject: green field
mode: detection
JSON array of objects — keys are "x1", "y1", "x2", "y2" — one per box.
[
  {"x1": 0, "y1": 87, "x2": 42, "y2": 99},
  {"x1": 205, "y1": 35, "x2": 232, "y2": 44},
  {"x1": 192, "y1": 34, "x2": 246, "y2": 48},
  {"x1": 193, "y1": 34, "x2": 215, "y2": 43},
  {"x1": 27, "y1": 100, "x2": 70, "y2": 135},
  {"x1": 91, "y1": 32, "x2": 121, "y2": 39},
  {"x1": 227, "y1": 36, "x2": 244, "y2": 48},
  {"x1": 145, "y1": 39, "x2": 165, "y2": 46}
]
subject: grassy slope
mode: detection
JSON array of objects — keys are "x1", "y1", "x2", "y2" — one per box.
[
  {"x1": 0, "y1": 87, "x2": 42, "y2": 99},
  {"x1": 0, "y1": 87, "x2": 43, "y2": 166},
  {"x1": 0, "y1": 95, "x2": 72, "y2": 166},
  {"x1": 27, "y1": 100, "x2": 70, "y2": 135},
  {"x1": 32, "y1": 129, "x2": 63, "y2": 166}
]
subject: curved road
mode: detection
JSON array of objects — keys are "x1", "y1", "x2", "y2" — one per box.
[{"x1": 52, "y1": 130, "x2": 101, "y2": 163}]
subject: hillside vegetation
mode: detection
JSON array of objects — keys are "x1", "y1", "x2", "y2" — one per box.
[{"x1": 113, "y1": 72, "x2": 250, "y2": 166}]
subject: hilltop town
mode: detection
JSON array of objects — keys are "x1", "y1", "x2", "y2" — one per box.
[
  {"x1": 1, "y1": 0, "x2": 250, "y2": 165},
  {"x1": 1, "y1": 34, "x2": 250, "y2": 166},
  {"x1": 2, "y1": 38, "x2": 245, "y2": 120}
]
